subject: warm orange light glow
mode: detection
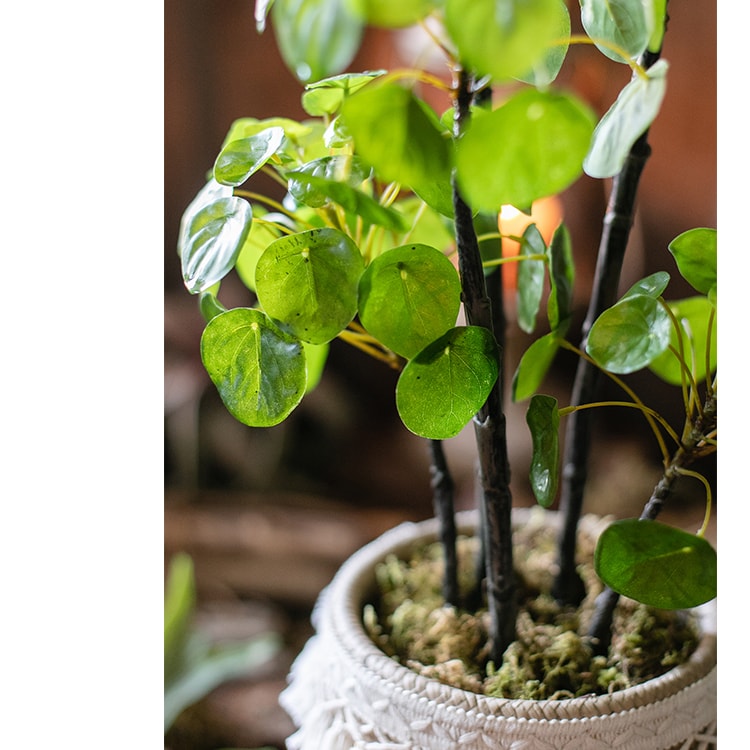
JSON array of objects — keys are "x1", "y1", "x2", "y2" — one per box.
[{"x1": 498, "y1": 195, "x2": 564, "y2": 289}]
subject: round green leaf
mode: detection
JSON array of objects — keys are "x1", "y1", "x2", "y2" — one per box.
[
  {"x1": 342, "y1": 82, "x2": 452, "y2": 191},
  {"x1": 584, "y1": 59, "x2": 668, "y2": 179},
  {"x1": 526, "y1": 394, "x2": 560, "y2": 507},
  {"x1": 200, "y1": 308, "x2": 307, "y2": 427},
  {"x1": 621, "y1": 271, "x2": 671, "y2": 301},
  {"x1": 235, "y1": 212, "x2": 284, "y2": 292},
  {"x1": 288, "y1": 155, "x2": 372, "y2": 207},
  {"x1": 361, "y1": 0, "x2": 440, "y2": 28},
  {"x1": 595, "y1": 519, "x2": 717, "y2": 609},
  {"x1": 515, "y1": 0, "x2": 571, "y2": 86},
  {"x1": 358, "y1": 244, "x2": 461, "y2": 359},
  {"x1": 456, "y1": 89, "x2": 596, "y2": 211},
  {"x1": 301, "y1": 71, "x2": 386, "y2": 116},
  {"x1": 648, "y1": 296, "x2": 717, "y2": 386},
  {"x1": 586, "y1": 294, "x2": 671, "y2": 373},
  {"x1": 213, "y1": 127, "x2": 285, "y2": 187},
  {"x1": 180, "y1": 197, "x2": 253, "y2": 294},
  {"x1": 512, "y1": 332, "x2": 562, "y2": 402},
  {"x1": 271, "y1": 0, "x2": 364, "y2": 83},
  {"x1": 668, "y1": 228, "x2": 717, "y2": 296},
  {"x1": 445, "y1": 0, "x2": 564, "y2": 82},
  {"x1": 396, "y1": 326, "x2": 499, "y2": 439},
  {"x1": 255, "y1": 228, "x2": 365, "y2": 344},
  {"x1": 580, "y1": 0, "x2": 652, "y2": 63}
]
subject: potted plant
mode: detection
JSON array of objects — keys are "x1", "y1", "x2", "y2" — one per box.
[{"x1": 176, "y1": 0, "x2": 717, "y2": 747}]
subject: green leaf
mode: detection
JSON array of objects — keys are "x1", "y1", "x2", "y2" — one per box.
[
  {"x1": 512, "y1": 332, "x2": 562, "y2": 402},
  {"x1": 396, "y1": 326, "x2": 499, "y2": 439},
  {"x1": 358, "y1": 244, "x2": 461, "y2": 358},
  {"x1": 580, "y1": 0, "x2": 653, "y2": 63},
  {"x1": 255, "y1": 228, "x2": 365, "y2": 344},
  {"x1": 360, "y1": 0, "x2": 440, "y2": 28},
  {"x1": 594, "y1": 519, "x2": 717, "y2": 609},
  {"x1": 649, "y1": 296, "x2": 717, "y2": 386},
  {"x1": 515, "y1": 0, "x2": 571, "y2": 86},
  {"x1": 584, "y1": 59, "x2": 668, "y2": 178},
  {"x1": 648, "y1": 0, "x2": 667, "y2": 52},
  {"x1": 586, "y1": 294, "x2": 671, "y2": 373},
  {"x1": 302, "y1": 341, "x2": 329, "y2": 391},
  {"x1": 301, "y1": 70, "x2": 386, "y2": 116},
  {"x1": 526, "y1": 394, "x2": 560, "y2": 507},
  {"x1": 516, "y1": 224, "x2": 547, "y2": 334},
  {"x1": 342, "y1": 82, "x2": 452, "y2": 192},
  {"x1": 287, "y1": 155, "x2": 372, "y2": 207},
  {"x1": 213, "y1": 127, "x2": 285, "y2": 187},
  {"x1": 621, "y1": 270, "x2": 670, "y2": 301},
  {"x1": 201, "y1": 308, "x2": 307, "y2": 426},
  {"x1": 164, "y1": 553, "x2": 196, "y2": 687},
  {"x1": 456, "y1": 88, "x2": 596, "y2": 211},
  {"x1": 180, "y1": 197, "x2": 253, "y2": 294},
  {"x1": 546, "y1": 223, "x2": 574, "y2": 334},
  {"x1": 668, "y1": 228, "x2": 717, "y2": 296},
  {"x1": 288, "y1": 172, "x2": 408, "y2": 231},
  {"x1": 394, "y1": 197, "x2": 455, "y2": 253},
  {"x1": 165, "y1": 633, "x2": 281, "y2": 732},
  {"x1": 445, "y1": 0, "x2": 564, "y2": 82},
  {"x1": 271, "y1": 0, "x2": 364, "y2": 83}
]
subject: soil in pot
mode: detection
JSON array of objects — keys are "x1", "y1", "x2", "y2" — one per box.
[{"x1": 363, "y1": 507, "x2": 701, "y2": 700}]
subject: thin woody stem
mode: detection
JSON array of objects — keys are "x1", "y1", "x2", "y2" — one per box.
[{"x1": 452, "y1": 66, "x2": 516, "y2": 663}]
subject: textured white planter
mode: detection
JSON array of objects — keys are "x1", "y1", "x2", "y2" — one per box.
[{"x1": 280, "y1": 508, "x2": 717, "y2": 750}]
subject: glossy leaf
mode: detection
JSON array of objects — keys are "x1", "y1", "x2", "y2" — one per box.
[
  {"x1": 361, "y1": 0, "x2": 440, "y2": 28},
  {"x1": 512, "y1": 332, "x2": 562, "y2": 402},
  {"x1": 586, "y1": 294, "x2": 671, "y2": 373},
  {"x1": 668, "y1": 228, "x2": 717, "y2": 297},
  {"x1": 594, "y1": 519, "x2": 717, "y2": 609},
  {"x1": 526, "y1": 394, "x2": 560, "y2": 507},
  {"x1": 178, "y1": 179, "x2": 233, "y2": 258},
  {"x1": 358, "y1": 244, "x2": 461, "y2": 359},
  {"x1": 301, "y1": 71, "x2": 386, "y2": 116},
  {"x1": 287, "y1": 155, "x2": 372, "y2": 207},
  {"x1": 213, "y1": 127, "x2": 285, "y2": 187},
  {"x1": 445, "y1": 0, "x2": 563, "y2": 82},
  {"x1": 201, "y1": 308, "x2": 307, "y2": 426},
  {"x1": 584, "y1": 59, "x2": 668, "y2": 178},
  {"x1": 516, "y1": 224, "x2": 547, "y2": 334},
  {"x1": 456, "y1": 89, "x2": 595, "y2": 211},
  {"x1": 271, "y1": 0, "x2": 364, "y2": 83},
  {"x1": 288, "y1": 172, "x2": 408, "y2": 231},
  {"x1": 255, "y1": 228, "x2": 365, "y2": 344},
  {"x1": 546, "y1": 223, "x2": 574, "y2": 334},
  {"x1": 621, "y1": 270, "x2": 670, "y2": 301},
  {"x1": 515, "y1": 0, "x2": 571, "y2": 86},
  {"x1": 580, "y1": 0, "x2": 652, "y2": 63},
  {"x1": 255, "y1": 0, "x2": 275, "y2": 32},
  {"x1": 181, "y1": 197, "x2": 253, "y2": 294},
  {"x1": 342, "y1": 82, "x2": 452, "y2": 192},
  {"x1": 648, "y1": 296, "x2": 717, "y2": 386},
  {"x1": 396, "y1": 326, "x2": 499, "y2": 439}
]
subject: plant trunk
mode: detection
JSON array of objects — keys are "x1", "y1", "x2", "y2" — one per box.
[
  {"x1": 452, "y1": 67, "x2": 516, "y2": 663},
  {"x1": 553, "y1": 46, "x2": 663, "y2": 607}
]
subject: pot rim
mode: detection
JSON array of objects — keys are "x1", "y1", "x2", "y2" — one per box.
[{"x1": 320, "y1": 506, "x2": 717, "y2": 722}]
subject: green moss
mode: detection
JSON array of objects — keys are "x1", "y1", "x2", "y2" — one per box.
[{"x1": 363, "y1": 517, "x2": 701, "y2": 700}]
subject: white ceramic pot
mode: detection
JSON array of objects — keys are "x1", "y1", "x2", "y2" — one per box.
[{"x1": 280, "y1": 508, "x2": 717, "y2": 750}]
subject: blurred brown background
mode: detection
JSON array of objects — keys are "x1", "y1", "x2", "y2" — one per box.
[{"x1": 164, "y1": 2, "x2": 717, "y2": 748}]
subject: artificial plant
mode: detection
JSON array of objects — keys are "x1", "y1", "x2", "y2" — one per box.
[{"x1": 178, "y1": 0, "x2": 716, "y2": 673}]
